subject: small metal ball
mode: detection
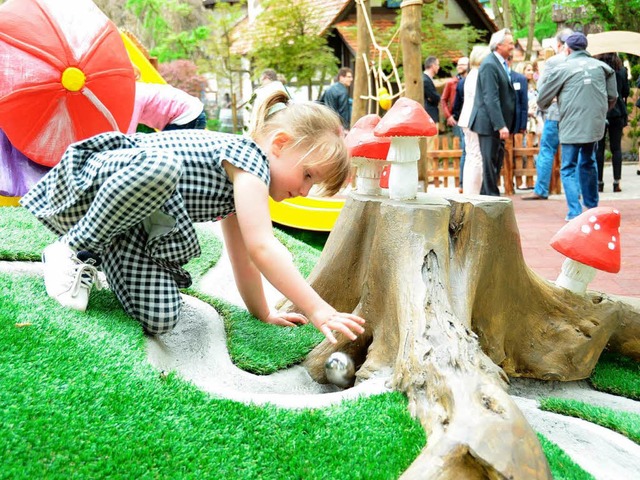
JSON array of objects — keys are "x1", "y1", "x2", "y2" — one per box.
[{"x1": 324, "y1": 352, "x2": 355, "y2": 388}]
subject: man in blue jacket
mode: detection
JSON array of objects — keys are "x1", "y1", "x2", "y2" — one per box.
[
  {"x1": 509, "y1": 56, "x2": 529, "y2": 135},
  {"x1": 320, "y1": 67, "x2": 353, "y2": 130}
]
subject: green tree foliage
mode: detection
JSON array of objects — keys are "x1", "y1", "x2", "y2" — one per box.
[
  {"x1": 378, "y1": 3, "x2": 482, "y2": 74},
  {"x1": 561, "y1": 0, "x2": 640, "y2": 32},
  {"x1": 509, "y1": 0, "x2": 558, "y2": 42},
  {"x1": 200, "y1": 1, "x2": 245, "y2": 97},
  {"x1": 124, "y1": 0, "x2": 211, "y2": 62},
  {"x1": 250, "y1": 0, "x2": 338, "y2": 91}
]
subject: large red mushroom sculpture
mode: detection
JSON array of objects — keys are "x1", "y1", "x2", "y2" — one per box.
[
  {"x1": 550, "y1": 207, "x2": 621, "y2": 295},
  {"x1": 373, "y1": 97, "x2": 437, "y2": 201},
  {"x1": 0, "y1": 0, "x2": 135, "y2": 167},
  {"x1": 345, "y1": 114, "x2": 391, "y2": 195}
]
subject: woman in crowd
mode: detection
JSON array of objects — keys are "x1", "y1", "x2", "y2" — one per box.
[
  {"x1": 594, "y1": 52, "x2": 629, "y2": 192},
  {"x1": 457, "y1": 45, "x2": 491, "y2": 195}
]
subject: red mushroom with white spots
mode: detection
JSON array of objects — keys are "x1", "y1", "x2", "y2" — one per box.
[
  {"x1": 345, "y1": 114, "x2": 391, "y2": 195},
  {"x1": 373, "y1": 97, "x2": 438, "y2": 201},
  {"x1": 549, "y1": 207, "x2": 621, "y2": 295}
]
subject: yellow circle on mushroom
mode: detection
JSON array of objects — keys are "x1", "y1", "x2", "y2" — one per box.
[{"x1": 61, "y1": 67, "x2": 86, "y2": 92}]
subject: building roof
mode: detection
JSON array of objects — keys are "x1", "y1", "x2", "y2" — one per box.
[
  {"x1": 333, "y1": 13, "x2": 397, "y2": 58},
  {"x1": 229, "y1": 0, "x2": 497, "y2": 56},
  {"x1": 515, "y1": 37, "x2": 542, "y2": 52},
  {"x1": 231, "y1": 0, "x2": 351, "y2": 55},
  {"x1": 512, "y1": 37, "x2": 543, "y2": 61}
]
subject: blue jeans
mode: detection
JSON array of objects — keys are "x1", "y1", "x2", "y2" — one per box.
[
  {"x1": 560, "y1": 142, "x2": 599, "y2": 220},
  {"x1": 533, "y1": 120, "x2": 558, "y2": 198},
  {"x1": 453, "y1": 125, "x2": 466, "y2": 186}
]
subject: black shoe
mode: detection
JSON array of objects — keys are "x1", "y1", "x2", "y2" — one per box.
[
  {"x1": 522, "y1": 193, "x2": 548, "y2": 200},
  {"x1": 613, "y1": 182, "x2": 621, "y2": 193},
  {"x1": 598, "y1": 182, "x2": 604, "y2": 193}
]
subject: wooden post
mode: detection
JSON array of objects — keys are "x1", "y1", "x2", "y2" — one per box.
[
  {"x1": 502, "y1": 136, "x2": 515, "y2": 195},
  {"x1": 399, "y1": 1, "x2": 423, "y2": 104},
  {"x1": 351, "y1": 0, "x2": 371, "y2": 127},
  {"x1": 399, "y1": 1, "x2": 424, "y2": 182},
  {"x1": 231, "y1": 92, "x2": 238, "y2": 133}
]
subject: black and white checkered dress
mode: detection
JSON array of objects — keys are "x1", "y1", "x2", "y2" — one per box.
[{"x1": 21, "y1": 130, "x2": 270, "y2": 334}]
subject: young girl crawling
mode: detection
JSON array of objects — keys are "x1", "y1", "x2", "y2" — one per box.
[{"x1": 21, "y1": 90, "x2": 365, "y2": 344}]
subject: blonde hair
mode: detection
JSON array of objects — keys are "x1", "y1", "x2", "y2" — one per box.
[
  {"x1": 469, "y1": 45, "x2": 490, "y2": 68},
  {"x1": 248, "y1": 90, "x2": 349, "y2": 196},
  {"x1": 540, "y1": 47, "x2": 556, "y2": 60},
  {"x1": 515, "y1": 61, "x2": 533, "y2": 74}
]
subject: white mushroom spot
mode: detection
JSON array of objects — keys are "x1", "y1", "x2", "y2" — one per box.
[
  {"x1": 594, "y1": 223, "x2": 601, "y2": 231},
  {"x1": 581, "y1": 225, "x2": 591, "y2": 234},
  {"x1": 589, "y1": 215, "x2": 597, "y2": 223},
  {"x1": 612, "y1": 235, "x2": 617, "y2": 242},
  {"x1": 613, "y1": 209, "x2": 620, "y2": 214},
  {"x1": 608, "y1": 242, "x2": 616, "y2": 250}
]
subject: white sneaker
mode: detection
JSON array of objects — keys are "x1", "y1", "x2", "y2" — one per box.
[{"x1": 42, "y1": 241, "x2": 101, "y2": 312}]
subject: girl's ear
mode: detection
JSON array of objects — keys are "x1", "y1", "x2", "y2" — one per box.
[{"x1": 271, "y1": 131, "x2": 291, "y2": 157}]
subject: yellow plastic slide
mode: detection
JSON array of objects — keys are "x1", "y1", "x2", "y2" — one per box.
[
  {"x1": 268, "y1": 195, "x2": 347, "y2": 232},
  {"x1": 0, "y1": 196, "x2": 19, "y2": 206},
  {"x1": 120, "y1": 31, "x2": 166, "y2": 85}
]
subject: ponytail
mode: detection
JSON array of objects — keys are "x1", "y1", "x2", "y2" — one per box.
[
  {"x1": 247, "y1": 82, "x2": 290, "y2": 139},
  {"x1": 246, "y1": 83, "x2": 349, "y2": 196}
]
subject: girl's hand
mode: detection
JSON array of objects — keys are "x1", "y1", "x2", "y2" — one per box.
[
  {"x1": 311, "y1": 310, "x2": 366, "y2": 344},
  {"x1": 263, "y1": 310, "x2": 309, "y2": 327}
]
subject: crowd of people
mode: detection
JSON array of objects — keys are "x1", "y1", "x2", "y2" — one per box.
[{"x1": 424, "y1": 28, "x2": 629, "y2": 222}]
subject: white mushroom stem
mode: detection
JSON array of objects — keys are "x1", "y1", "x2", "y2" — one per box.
[
  {"x1": 555, "y1": 258, "x2": 597, "y2": 295},
  {"x1": 353, "y1": 158, "x2": 385, "y2": 195},
  {"x1": 387, "y1": 136, "x2": 420, "y2": 201}
]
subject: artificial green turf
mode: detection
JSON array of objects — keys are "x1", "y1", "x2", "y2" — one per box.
[
  {"x1": 589, "y1": 352, "x2": 640, "y2": 400},
  {"x1": 184, "y1": 224, "x2": 223, "y2": 283},
  {"x1": 0, "y1": 206, "x2": 56, "y2": 260},
  {"x1": 273, "y1": 226, "x2": 323, "y2": 278},
  {"x1": 0, "y1": 207, "x2": 630, "y2": 479},
  {"x1": 1, "y1": 272, "x2": 427, "y2": 479},
  {"x1": 539, "y1": 397, "x2": 640, "y2": 445},
  {"x1": 186, "y1": 291, "x2": 323, "y2": 374},
  {"x1": 0, "y1": 272, "x2": 598, "y2": 480},
  {"x1": 274, "y1": 224, "x2": 329, "y2": 252},
  {"x1": 537, "y1": 435, "x2": 595, "y2": 480}
]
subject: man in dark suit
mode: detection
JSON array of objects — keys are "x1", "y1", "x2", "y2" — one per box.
[
  {"x1": 422, "y1": 56, "x2": 441, "y2": 124},
  {"x1": 469, "y1": 29, "x2": 516, "y2": 196}
]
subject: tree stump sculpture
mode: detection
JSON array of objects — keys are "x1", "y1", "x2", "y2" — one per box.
[{"x1": 284, "y1": 192, "x2": 640, "y2": 479}]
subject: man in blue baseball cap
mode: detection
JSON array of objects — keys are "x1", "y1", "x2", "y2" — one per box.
[{"x1": 537, "y1": 31, "x2": 618, "y2": 221}]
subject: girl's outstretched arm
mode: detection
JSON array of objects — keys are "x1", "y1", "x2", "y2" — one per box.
[
  {"x1": 221, "y1": 214, "x2": 308, "y2": 327},
  {"x1": 225, "y1": 164, "x2": 365, "y2": 343}
]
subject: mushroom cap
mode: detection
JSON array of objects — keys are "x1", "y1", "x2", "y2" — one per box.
[
  {"x1": 550, "y1": 207, "x2": 621, "y2": 273},
  {"x1": 345, "y1": 114, "x2": 391, "y2": 160},
  {"x1": 373, "y1": 97, "x2": 438, "y2": 138}
]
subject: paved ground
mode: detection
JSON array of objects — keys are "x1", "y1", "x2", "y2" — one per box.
[{"x1": 510, "y1": 162, "x2": 640, "y2": 298}]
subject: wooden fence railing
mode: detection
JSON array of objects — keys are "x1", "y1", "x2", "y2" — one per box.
[{"x1": 423, "y1": 133, "x2": 562, "y2": 195}]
